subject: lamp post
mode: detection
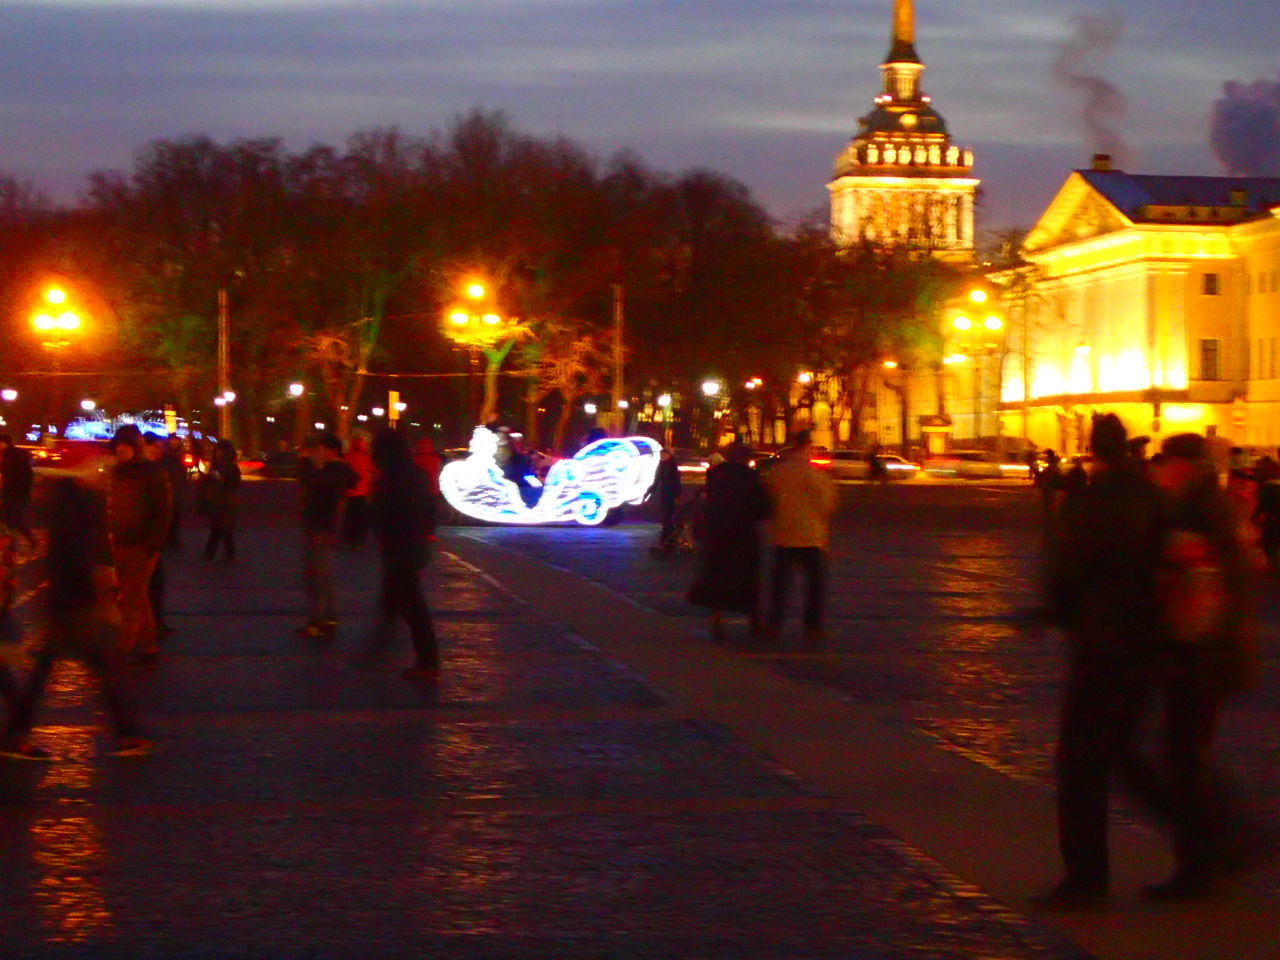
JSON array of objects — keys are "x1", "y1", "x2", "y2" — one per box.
[
  {"x1": 32, "y1": 284, "x2": 85, "y2": 441},
  {"x1": 442, "y1": 280, "x2": 528, "y2": 427}
]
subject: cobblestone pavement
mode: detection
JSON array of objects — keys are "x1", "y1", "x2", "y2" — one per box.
[
  {"x1": 456, "y1": 481, "x2": 1280, "y2": 900},
  {"x1": 0, "y1": 483, "x2": 1093, "y2": 959}
]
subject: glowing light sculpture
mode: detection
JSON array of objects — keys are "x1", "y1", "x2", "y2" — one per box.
[{"x1": 440, "y1": 427, "x2": 662, "y2": 526}]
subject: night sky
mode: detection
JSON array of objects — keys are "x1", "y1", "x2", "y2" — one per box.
[{"x1": 1, "y1": 0, "x2": 1275, "y2": 236}]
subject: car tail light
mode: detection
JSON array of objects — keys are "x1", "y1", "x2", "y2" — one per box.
[{"x1": 810, "y1": 457, "x2": 831, "y2": 467}]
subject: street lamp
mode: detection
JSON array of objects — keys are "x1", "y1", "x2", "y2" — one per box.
[
  {"x1": 442, "y1": 278, "x2": 527, "y2": 426},
  {"x1": 1, "y1": 389, "x2": 16, "y2": 403},
  {"x1": 701, "y1": 380, "x2": 721, "y2": 397},
  {"x1": 583, "y1": 402, "x2": 598, "y2": 416},
  {"x1": 288, "y1": 382, "x2": 305, "y2": 398},
  {"x1": 80, "y1": 399, "x2": 96, "y2": 412},
  {"x1": 371, "y1": 407, "x2": 386, "y2": 418}
]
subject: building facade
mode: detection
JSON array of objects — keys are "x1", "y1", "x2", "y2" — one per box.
[
  {"x1": 999, "y1": 160, "x2": 1280, "y2": 454},
  {"x1": 828, "y1": 0, "x2": 979, "y2": 262}
]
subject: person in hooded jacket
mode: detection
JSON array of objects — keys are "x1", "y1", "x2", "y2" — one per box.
[
  {"x1": 202, "y1": 439, "x2": 242, "y2": 562},
  {"x1": 107, "y1": 424, "x2": 172, "y2": 665}
]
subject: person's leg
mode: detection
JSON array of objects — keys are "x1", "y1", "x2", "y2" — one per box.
[
  {"x1": 113, "y1": 546, "x2": 157, "y2": 657},
  {"x1": 149, "y1": 554, "x2": 166, "y2": 629},
  {"x1": 1154, "y1": 678, "x2": 1221, "y2": 894},
  {"x1": 302, "y1": 532, "x2": 321, "y2": 626},
  {"x1": 2, "y1": 640, "x2": 59, "y2": 746},
  {"x1": 204, "y1": 523, "x2": 218, "y2": 561},
  {"x1": 315, "y1": 534, "x2": 335, "y2": 624},
  {"x1": 1053, "y1": 665, "x2": 1117, "y2": 893},
  {"x1": 75, "y1": 614, "x2": 144, "y2": 740},
  {"x1": 767, "y1": 547, "x2": 794, "y2": 633},
  {"x1": 224, "y1": 523, "x2": 236, "y2": 561},
  {"x1": 397, "y1": 564, "x2": 438, "y2": 671},
  {"x1": 800, "y1": 547, "x2": 825, "y2": 633}
]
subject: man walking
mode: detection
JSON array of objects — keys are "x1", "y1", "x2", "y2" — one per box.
[
  {"x1": 761, "y1": 430, "x2": 837, "y2": 650},
  {"x1": 1035, "y1": 413, "x2": 1166, "y2": 909},
  {"x1": 296, "y1": 434, "x2": 357, "y2": 638}
]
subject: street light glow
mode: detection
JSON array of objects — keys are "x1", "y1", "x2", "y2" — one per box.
[
  {"x1": 371, "y1": 407, "x2": 386, "y2": 417},
  {"x1": 393, "y1": 402, "x2": 407, "y2": 413},
  {"x1": 222, "y1": 390, "x2": 236, "y2": 403},
  {"x1": 33, "y1": 313, "x2": 55, "y2": 331},
  {"x1": 657, "y1": 393, "x2": 672, "y2": 409},
  {"x1": 288, "y1": 382, "x2": 305, "y2": 397},
  {"x1": 449, "y1": 312, "x2": 469, "y2": 325},
  {"x1": 481, "y1": 313, "x2": 501, "y2": 325},
  {"x1": 214, "y1": 397, "x2": 226, "y2": 407},
  {"x1": 1075, "y1": 343, "x2": 1092, "y2": 357},
  {"x1": 701, "y1": 380, "x2": 721, "y2": 397},
  {"x1": 953, "y1": 315, "x2": 973, "y2": 331},
  {"x1": 56, "y1": 312, "x2": 80, "y2": 330},
  {"x1": 466, "y1": 283, "x2": 485, "y2": 299},
  {"x1": 617, "y1": 399, "x2": 630, "y2": 410},
  {"x1": 883, "y1": 360, "x2": 899, "y2": 369},
  {"x1": 1, "y1": 389, "x2": 16, "y2": 402},
  {"x1": 969, "y1": 290, "x2": 988, "y2": 304},
  {"x1": 983, "y1": 316, "x2": 1003, "y2": 331},
  {"x1": 45, "y1": 287, "x2": 67, "y2": 305},
  {"x1": 797, "y1": 371, "x2": 813, "y2": 385},
  {"x1": 584, "y1": 402, "x2": 598, "y2": 415},
  {"x1": 80, "y1": 399, "x2": 95, "y2": 412}
]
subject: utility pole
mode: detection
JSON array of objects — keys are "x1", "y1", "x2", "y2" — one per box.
[
  {"x1": 611, "y1": 284, "x2": 624, "y2": 435},
  {"x1": 217, "y1": 288, "x2": 230, "y2": 440}
]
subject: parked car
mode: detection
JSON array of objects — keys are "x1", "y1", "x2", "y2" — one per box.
[{"x1": 923, "y1": 450, "x2": 1032, "y2": 480}]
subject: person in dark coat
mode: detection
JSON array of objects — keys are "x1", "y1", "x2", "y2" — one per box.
[
  {"x1": 686, "y1": 442, "x2": 770, "y2": 643},
  {"x1": 0, "y1": 434, "x2": 35, "y2": 549},
  {"x1": 352, "y1": 428, "x2": 439, "y2": 682},
  {"x1": 202, "y1": 439, "x2": 242, "y2": 562},
  {"x1": 648, "y1": 448, "x2": 683, "y2": 554},
  {"x1": 1035, "y1": 413, "x2": 1167, "y2": 910},
  {"x1": 341, "y1": 435, "x2": 374, "y2": 548},
  {"x1": 296, "y1": 434, "x2": 357, "y2": 638}
]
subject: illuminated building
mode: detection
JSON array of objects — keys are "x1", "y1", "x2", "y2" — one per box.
[
  {"x1": 999, "y1": 158, "x2": 1280, "y2": 453},
  {"x1": 828, "y1": 0, "x2": 979, "y2": 261}
]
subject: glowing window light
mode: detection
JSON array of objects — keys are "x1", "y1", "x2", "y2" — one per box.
[{"x1": 440, "y1": 427, "x2": 663, "y2": 526}]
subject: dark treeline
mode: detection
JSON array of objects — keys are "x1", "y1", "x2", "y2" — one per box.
[{"x1": 0, "y1": 110, "x2": 963, "y2": 452}]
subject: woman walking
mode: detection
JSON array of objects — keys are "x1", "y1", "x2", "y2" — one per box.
[
  {"x1": 353, "y1": 428, "x2": 439, "y2": 682},
  {"x1": 687, "y1": 442, "x2": 770, "y2": 644}
]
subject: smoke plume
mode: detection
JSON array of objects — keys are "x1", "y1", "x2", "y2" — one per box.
[
  {"x1": 1211, "y1": 76, "x2": 1280, "y2": 177},
  {"x1": 1053, "y1": 13, "x2": 1129, "y2": 165}
]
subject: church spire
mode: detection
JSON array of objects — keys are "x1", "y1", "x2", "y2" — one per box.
[{"x1": 888, "y1": 0, "x2": 920, "y2": 64}]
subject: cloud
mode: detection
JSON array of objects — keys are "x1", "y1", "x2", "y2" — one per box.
[{"x1": 0, "y1": 0, "x2": 1272, "y2": 229}]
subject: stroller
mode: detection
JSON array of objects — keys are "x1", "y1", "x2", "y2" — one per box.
[{"x1": 654, "y1": 491, "x2": 705, "y2": 554}]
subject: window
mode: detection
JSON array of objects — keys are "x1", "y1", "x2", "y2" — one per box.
[
  {"x1": 1200, "y1": 339, "x2": 1221, "y2": 381},
  {"x1": 1203, "y1": 273, "x2": 1220, "y2": 295}
]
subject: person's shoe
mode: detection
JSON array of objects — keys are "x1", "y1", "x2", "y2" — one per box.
[
  {"x1": 1028, "y1": 879, "x2": 1108, "y2": 911},
  {"x1": 1141, "y1": 870, "x2": 1216, "y2": 902},
  {"x1": 402, "y1": 665, "x2": 441, "y2": 685},
  {"x1": 0, "y1": 740, "x2": 54, "y2": 761},
  {"x1": 110, "y1": 737, "x2": 156, "y2": 758}
]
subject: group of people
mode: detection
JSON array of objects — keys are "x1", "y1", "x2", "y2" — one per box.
[
  {"x1": 0, "y1": 424, "x2": 446, "y2": 762},
  {"x1": 652, "y1": 430, "x2": 838, "y2": 649},
  {"x1": 1037, "y1": 414, "x2": 1263, "y2": 906}
]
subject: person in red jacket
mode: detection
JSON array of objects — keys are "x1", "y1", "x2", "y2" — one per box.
[
  {"x1": 342, "y1": 435, "x2": 374, "y2": 548},
  {"x1": 413, "y1": 435, "x2": 443, "y2": 538}
]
